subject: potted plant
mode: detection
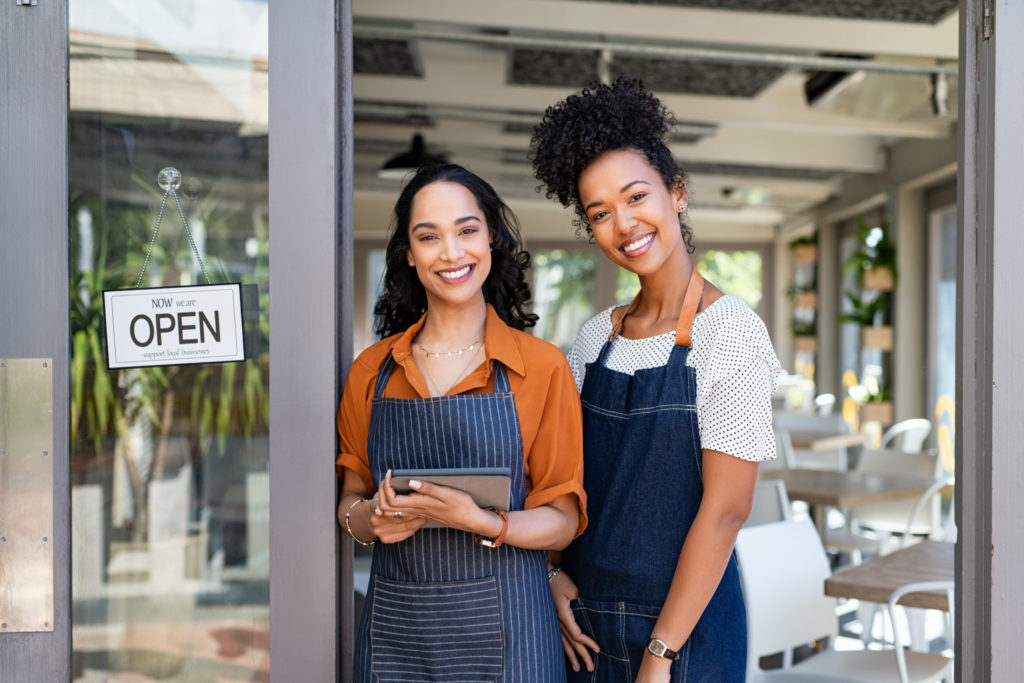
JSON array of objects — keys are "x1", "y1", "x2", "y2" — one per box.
[
  {"x1": 789, "y1": 234, "x2": 817, "y2": 264},
  {"x1": 845, "y1": 218, "x2": 896, "y2": 291},
  {"x1": 793, "y1": 282, "x2": 817, "y2": 310},
  {"x1": 859, "y1": 383, "x2": 893, "y2": 425},
  {"x1": 791, "y1": 318, "x2": 817, "y2": 353},
  {"x1": 838, "y1": 291, "x2": 893, "y2": 350}
]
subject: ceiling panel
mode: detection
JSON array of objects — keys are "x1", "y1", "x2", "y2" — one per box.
[
  {"x1": 559, "y1": 0, "x2": 958, "y2": 24},
  {"x1": 353, "y1": 38, "x2": 421, "y2": 76},
  {"x1": 510, "y1": 49, "x2": 784, "y2": 97}
]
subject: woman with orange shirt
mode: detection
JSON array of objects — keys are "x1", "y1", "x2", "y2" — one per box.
[{"x1": 336, "y1": 163, "x2": 586, "y2": 682}]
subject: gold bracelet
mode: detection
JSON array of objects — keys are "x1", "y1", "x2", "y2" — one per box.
[{"x1": 344, "y1": 498, "x2": 376, "y2": 546}]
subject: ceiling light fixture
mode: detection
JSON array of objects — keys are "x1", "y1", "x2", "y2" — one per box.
[{"x1": 377, "y1": 133, "x2": 448, "y2": 180}]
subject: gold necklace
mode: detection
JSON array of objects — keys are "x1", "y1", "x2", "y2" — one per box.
[
  {"x1": 415, "y1": 339, "x2": 482, "y2": 359},
  {"x1": 417, "y1": 344, "x2": 483, "y2": 397}
]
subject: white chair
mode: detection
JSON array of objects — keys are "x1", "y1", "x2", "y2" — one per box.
[
  {"x1": 745, "y1": 479, "x2": 793, "y2": 528},
  {"x1": 874, "y1": 478, "x2": 956, "y2": 650},
  {"x1": 773, "y1": 412, "x2": 851, "y2": 470},
  {"x1": 888, "y1": 581, "x2": 955, "y2": 683},
  {"x1": 880, "y1": 419, "x2": 932, "y2": 453},
  {"x1": 736, "y1": 519, "x2": 952, "y2": 683},
  {"x1": 851, "y1": 449, "x2": 944, "y2": 535},
  {"x1": 826, "y1": 449, "x2": 944, "y2": 558}
]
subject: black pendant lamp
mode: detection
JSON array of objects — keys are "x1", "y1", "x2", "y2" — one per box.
[{"x1": 377, "y1": 133, "x2": 448, "y2": 180}]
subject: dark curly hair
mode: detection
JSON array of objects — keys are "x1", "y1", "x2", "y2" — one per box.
[
  {"x1": 373, "y1": 163, "x2": 539, "y2": 338},
  {"x1": 530, "y1": 77, "x2": 695, "y2": 252}
]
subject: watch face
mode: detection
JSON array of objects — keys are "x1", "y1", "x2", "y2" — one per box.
[{"x1": 647, "y1": 638, "x2": 678, "y2": 660}]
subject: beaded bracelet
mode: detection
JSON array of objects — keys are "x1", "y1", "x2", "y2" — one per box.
[
  {"x1": 547, "y1": 566, "x2": 563, "y2": 582},
  {"x1": 344, "y1": 498, "x2": 376, "y2": 546}
]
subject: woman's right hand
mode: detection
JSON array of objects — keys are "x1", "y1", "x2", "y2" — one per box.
[
  {"x1": 550, "y1": 570, "x2": 600, "y2": 672},
  {"x1": 365, "y1": 493, "x2": 428, "y2": 544}
]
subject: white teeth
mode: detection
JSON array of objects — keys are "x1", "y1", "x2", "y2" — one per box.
[
  {"x1": 623, "y1": 234, "x2": 654, "y2": 253},
  {"x1": 438, "y1": 265, "x2": 471, "y2": 280}
]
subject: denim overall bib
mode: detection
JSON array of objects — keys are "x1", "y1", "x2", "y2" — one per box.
[
  {"x1": 353, "y1": 355, "x2": 564, "y2": 682},
  {"x1": 563, "y1": 269, "x2": 747, "y2": 682}
]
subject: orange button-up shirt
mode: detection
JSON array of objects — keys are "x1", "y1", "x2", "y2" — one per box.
[{"x1": 336, "y1": 305, "x2": 587, "y2": 535}]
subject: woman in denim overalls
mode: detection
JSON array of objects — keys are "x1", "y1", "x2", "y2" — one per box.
[
  {"x1": 531, "y1": 79, "x2": 780, "y2": 682},
  {"x1": 337, "y1": 164, "x2": 587, "y2": 682}
]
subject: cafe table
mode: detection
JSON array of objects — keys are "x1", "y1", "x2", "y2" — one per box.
[
  {"x1": 824, "y1": 540, "x2": 954, "y2": 611},
  {"x1": 790, "y1": 432, "x2": 869, "y2": 452},
  {"x1": 762, "y1": 468, "x2": 938, "y2": 537}
]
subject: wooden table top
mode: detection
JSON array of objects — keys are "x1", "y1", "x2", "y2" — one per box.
[
  {"x1": 764, "y1": 468, "x2": 937, "y2": 507},
  {"x1": 790, "y1": 433, "x2": 869, "y2": 452},
  {"x1": 824, "y1": 541, "x2": 953, "y2": 610}
]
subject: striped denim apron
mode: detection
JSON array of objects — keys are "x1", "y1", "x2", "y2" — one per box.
[
  {"x1": 353, "y1": 355, "x2": 564, "y2": 683},
  {"x1": 563, "y1": 269, "x2": 747, "y2": 682}
]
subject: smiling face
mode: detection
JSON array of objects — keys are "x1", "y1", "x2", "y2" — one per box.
[
  {"x1": 577, "y1": 148, "x2": 688, "y2": 278},
  {"x1": 406, "y1": 180, "x2": 492, "y2": 312}
]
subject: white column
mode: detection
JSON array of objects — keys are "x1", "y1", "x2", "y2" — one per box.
[{"x1": 893, "y1": 186, "x2": 927, "y2": 422}]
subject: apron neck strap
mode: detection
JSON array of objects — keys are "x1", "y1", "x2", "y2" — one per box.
[
  {"x1": 607, "y1": 267, "x2": 706, "y2": 347},
  {"x1": 373, "y1": 354, "x2": 399, "y2": 399},
  {"x1": 675, "y1": 268, "x2": 705, "y2": 347},
  {"x1": 607, "y1": 295, "x2": 641, "y2": 341}
]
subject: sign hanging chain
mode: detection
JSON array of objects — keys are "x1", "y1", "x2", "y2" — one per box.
[{"x1": 135, "y1": 167, "x2": 213, "y2": 288}]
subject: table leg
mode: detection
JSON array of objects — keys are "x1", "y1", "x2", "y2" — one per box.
[{"x1": 812, "y1": 505, "x2": 828, "y2": 538}]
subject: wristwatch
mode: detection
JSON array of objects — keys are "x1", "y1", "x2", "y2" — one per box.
[{"x1": 646, "y1": 638, "x2": 680, "y2": 661}]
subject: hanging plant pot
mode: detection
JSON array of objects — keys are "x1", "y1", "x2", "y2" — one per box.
[
  {"x1": 794, "y1": 292, "x2": 817, "y2": 309},
  {"x1": 793, "y1": 244, "x2": 817, "y2": 263},
  {"x1": 794, "y1": 335, "x2": 817, "y2": 353},
  {"x1": 861, "y1": 325, "x2": 893, "y2": 351},
  {"x1": 861, "y1": 401, "x2": 893, "y2": 425},
  {"x1": 863, "y1": 266, "x2": 894, "y2": 291}
]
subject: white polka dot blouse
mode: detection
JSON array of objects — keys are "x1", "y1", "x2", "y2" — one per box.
[{"x1": 566, "y1": 296, "x2": 783, "y2": 463}]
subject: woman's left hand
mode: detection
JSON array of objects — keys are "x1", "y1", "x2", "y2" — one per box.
[
  {"x1": 634, "y1": 654, "x2": 672, "y2": 683},
  {"x1": 377, "y1": 470, "x2": 489, "y2": 532}
]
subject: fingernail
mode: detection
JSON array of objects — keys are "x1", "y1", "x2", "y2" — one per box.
[
  {"x1": 409, "y1": 479, "x2": 421, "y2": 489},
  {"x1": 385, "y1": 469, "x2": 392, "y2": 479}
]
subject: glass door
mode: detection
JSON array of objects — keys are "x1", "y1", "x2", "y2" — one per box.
[{"x1": 68, "y1": 3, "x2": 271, "y2": 680}]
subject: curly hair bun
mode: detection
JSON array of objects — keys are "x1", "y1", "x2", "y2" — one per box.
[{"x1": 530, "y1": 77, "x2": 677, "y2": 212}]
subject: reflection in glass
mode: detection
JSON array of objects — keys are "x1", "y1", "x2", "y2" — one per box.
[
  {"x1": 69, "y1": 2, "x2": 270, "y2": 681},
  {"x1": 930, "y1": 206, "x2": 957, "y2": 472}
]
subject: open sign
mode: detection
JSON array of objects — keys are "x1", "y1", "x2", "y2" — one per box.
[{"x1": 103, "y1": 284, "x2": 245, "y2": 368}]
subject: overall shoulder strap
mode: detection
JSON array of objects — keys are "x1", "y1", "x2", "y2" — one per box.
[{"x1": 675, "y1": 268, "x2": 705, "y2": 347}]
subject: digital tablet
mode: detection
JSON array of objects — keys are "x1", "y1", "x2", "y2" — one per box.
[{"x1": 390, "y1": 467, "x2": 512, "y2": 528}]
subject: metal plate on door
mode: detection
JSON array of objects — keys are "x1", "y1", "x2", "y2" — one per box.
[{"x1": 0, "y1": 358, "x2": 54, "y2": 633}]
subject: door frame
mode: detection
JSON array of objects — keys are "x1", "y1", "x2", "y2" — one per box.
[
  {"x1": 956, "y1": 1, "x2": 1024, "y2": 680},
  {"x1": 1, "y1": 1, "x2": 354, "y2": 680},
  {"x1": 0, "y1": 1, "x2": 70, "y2": 679},
  {"x1": 268, "y1": 0, "x2": 353, "y2": 680}
]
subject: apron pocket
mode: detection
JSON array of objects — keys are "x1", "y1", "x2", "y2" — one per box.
[{"x1": 370, "y1": 575, "x2": 504, "y2": 682}]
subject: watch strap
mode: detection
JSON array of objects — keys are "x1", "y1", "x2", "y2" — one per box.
[{"x1": 473, "y1": 507, "x2": 509, "y2": 548}]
